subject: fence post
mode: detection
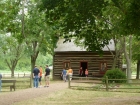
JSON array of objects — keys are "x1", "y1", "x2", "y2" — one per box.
[
  {"x1": 105, "y1": 76, "x2": 109, "y2": 91},
  {"x1": 68, "y1": 75, "x2": 70, "y2": 88},
  {"x1": 18, "y1": 73, "x2": 19, "y2": 78}
]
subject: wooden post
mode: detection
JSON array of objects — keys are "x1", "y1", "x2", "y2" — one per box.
[
  {"x1": 105, "y1": 76, "x2": 109, "y2": 91},
  {"x1": 18, "y1": 73, "x2": 19, "y2": 78},
  {"x1": 30, "y1": 75, "x2": 32, "y2": 88},
  {"x1": 68, "y1": 75, "x2": 70, "y2": 88}
]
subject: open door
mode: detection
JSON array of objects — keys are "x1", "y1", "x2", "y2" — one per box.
[{"x1": 80, "y1": 62, "x2": 88, "y2": 76}]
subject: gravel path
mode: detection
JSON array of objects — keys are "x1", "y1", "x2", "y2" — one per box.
[{"x1": 0, "y1": 82, "x2": 68, "y2": 105}]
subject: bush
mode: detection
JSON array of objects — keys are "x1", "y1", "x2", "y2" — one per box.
[{"x1": 103, "y1": 68, "x2": 127, "y2": 83}]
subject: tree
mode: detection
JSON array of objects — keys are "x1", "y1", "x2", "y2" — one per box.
[
  {"x1": 0, "y1": 35, "x2": 25, "y2": 77},
  {"x1": 132, "y1": 37, "x2": 140, "y2": 79},
  {"x1": 123, "y1": 0, "x2": 140, "y2": 79},
  {"x1": 41, "y1": 0, "x2": 111, "y2": 53},
  {"x1": 0, "y1": 0, "x2": 24, "y2": 77},
  {"x1": 41, "y1": 0, "x2": 137, "y2": 81},
  {"x1": 99, "y1": 0, "x2": 134, "y2": 80},
  {"x1": 20, "y1": 0, "x2": 54, "y2": 87}
]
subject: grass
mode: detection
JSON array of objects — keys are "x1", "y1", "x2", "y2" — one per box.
[
  {"x1": 1, "y1": 75, "x2": 140, "y2": 105},
  {"x1": 1, "y1": 79, "x2": 140, "y2": 105},
  {"x1": 70, "y1": 80, "x2": 140, "y2": 92},
  {"x1": 1, "y1": 78, "x2": 62, "y2": 92},
  {"x1": 13, "y1": 87, "x2": 140, "y2": 105}
]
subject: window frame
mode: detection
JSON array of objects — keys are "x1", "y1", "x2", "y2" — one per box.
[
  {"x1": 63, "y1": 62, "x2": 70, "y2": 69},
  {"x1": 100, "y1": 62, "x2": 107, "y2": 74}
]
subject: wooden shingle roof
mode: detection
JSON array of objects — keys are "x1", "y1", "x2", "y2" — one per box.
[{"x1": 54, "y1": 39, "x2": 115, "y2": 52}]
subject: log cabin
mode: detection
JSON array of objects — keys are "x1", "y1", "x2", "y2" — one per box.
[{"x1": 53, "y1": 39, "x2": 122, "y2": 80}]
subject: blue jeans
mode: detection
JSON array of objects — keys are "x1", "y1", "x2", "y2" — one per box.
[
  {"x1": 63, "y1": 75, "x2": 66, "y2": 81},
  {"x1": 33, "y1": 76, "x2": 39, "y2": 88},
  {"x1": 0, "y1": 80, "x2": 1, "y2": 92}
]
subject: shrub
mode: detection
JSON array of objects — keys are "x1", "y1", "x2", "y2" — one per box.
[{"x1": 103, "y1": 68, "x2": 127, "y2": 83}]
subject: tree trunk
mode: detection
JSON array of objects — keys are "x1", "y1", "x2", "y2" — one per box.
[
  {"x1": 123, "y1": 37, "x2": 132, "y2": 83},
  {"x1": 30, "y1": 51, "x2": 39, "y2": 88},
  {"x1": 111, "y1": 39, "x2": 123, "y2": 70},
  {"x1": 136, "y1": 60, "x2": 140, "y2": 79},
  {"x1": 11, "y1": 68, "x2": 15, "y2": 78},
  {"x1": 30, "y1": 56, "x2": 36, "y2": 88},
  {"x1": 5, "y1": 59, "x2": 17, "y2": 78},
  {"x1": 111, "y1": 50, "x2": 121, "y2": 69}
]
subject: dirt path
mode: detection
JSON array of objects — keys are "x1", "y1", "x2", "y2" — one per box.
[{"x1": 0, "y1": 82, "x2": 68, "y2": 105}]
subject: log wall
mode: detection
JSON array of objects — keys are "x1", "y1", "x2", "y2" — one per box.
[{"x1": 53, "y1": 51, "x2": 122, "y2": 80}]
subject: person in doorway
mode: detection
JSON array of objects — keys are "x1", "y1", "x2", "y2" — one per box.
[
  {"x1": 0, "y1": 73, "x2": 2, "y2": 92},
  {"x1": 33, "y1": 65, "x2": 40, "y2": 88},
  {"x1": 61, "y1": 68, "x2": 67, "y2": 82},
  {"x1": 79, "y1": 67, "x2": 83, "y2": 80},
  {"x1": 39, "y1": 66, "x2": 43, "y2": 87},
  {"x1": 68, "y1": 67, "x2": 73, "y2": 81},
  {"x1": 44, "y1": 65, "x2": 50, "y2": 87}
]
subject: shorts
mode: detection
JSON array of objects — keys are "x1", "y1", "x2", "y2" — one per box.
[
  {"x1": 39, "y1": 76, "x2": 42, "y2": 82},
  {"x1": 45, "y1": 75, "x2": 50, "y2": 81},
  {"x1": 68, "y1": 73, "x2": 72, "y2": 78}
]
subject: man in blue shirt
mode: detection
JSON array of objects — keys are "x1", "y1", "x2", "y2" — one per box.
[
  {"x1": 33, "y1": 65, "x2": 40, "y2": 88},
  {"x1": 62, "y1": 68, "x2": 67, "y2": 82}
]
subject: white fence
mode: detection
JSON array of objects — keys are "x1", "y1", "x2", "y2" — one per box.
[{"x1": 2, "y1": 73, "x2": 31, "y2": 78}]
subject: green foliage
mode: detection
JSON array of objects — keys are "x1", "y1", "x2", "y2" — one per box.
[
  {"x1": 0, "y1": 0, "x2": 21, "y2": 33},
  {"x1": 132, "y1": 36, "x2": 140, "y2": 61},
  {"x1": 23, "y1": 0, "x2": 54, "y2": 54},
  {"x1": 103, "y1": 68, "x2": 127, "y2": 83},
  {"x1": 124, "y1": 0, "x2": 140, "y2": 35},
  {"x1": 41, "y1": 0, "x2": 111, "y2": 53},
  {"x1": 36, "y1": 53, "x2": 53, "y2": 67}
]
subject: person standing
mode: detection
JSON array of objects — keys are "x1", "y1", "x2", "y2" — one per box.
[
  {"x1": 61, "y1": 68, "x2": 67, "y2": 82},
  {"x1": 68, "y1": 67, "x2": 73, "y2": 81},
  {"x1": 39, "y1": 66, "x2": 43, "y2": 87},
  {"x1": 33, "y1": 65, "x2": 40, "y2": 88},
  {"x1": 85, "y1": 69, "x2": 88, "y2": 80},
  {"x1": 44, "y1": 65, "x2": 50, "y2": 87},
  {"x1": 0, "y1": 73, "x2": 2, "y2": 92}
]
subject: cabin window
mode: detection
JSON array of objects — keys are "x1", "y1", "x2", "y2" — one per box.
[
  {"x1": 64, "y1": 62, "x2": 70, "y2": 69},
  {"x1": 100, "y1": 62, "x2": 107, "y2": 73}
]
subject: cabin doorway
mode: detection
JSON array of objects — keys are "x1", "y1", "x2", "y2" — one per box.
[{"x1": 80, "y1": 62, "x2": 88, "y2": 76}]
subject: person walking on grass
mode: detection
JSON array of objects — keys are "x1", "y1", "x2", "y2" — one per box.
[
  {"x1": 39, "y1": 66, "x2": 43, "y2": 87},
  {"x1": 85, "y1": 69, "x2": 88, "y2": 80},
  {"x1": 0, "y1": 73, "x2": 2, "y2": 92},
  {"x1": 68, "y1": 67, "x2": 73, "y2": 81},
  {"x1": 61, "y1": 68, "x2": 67, "y2": 82},
  {"x1": 33, "y1": 65, "x2": 40, "y2": 88},
  {"x1": 44, "y1": 65, "x2": 50, "y2": 87}
]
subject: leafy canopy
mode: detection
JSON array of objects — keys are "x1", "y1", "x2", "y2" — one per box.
[{"x1": 41, "y1": 0, "x2": 111, "y2": 52}]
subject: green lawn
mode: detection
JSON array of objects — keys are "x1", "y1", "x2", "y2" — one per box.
[
  {"x1": 13, "y1": 88, "x2": 140, "y2": 105},
  {"x1": 1, "y1": 78, "x2": 140, "y2": 105}
]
